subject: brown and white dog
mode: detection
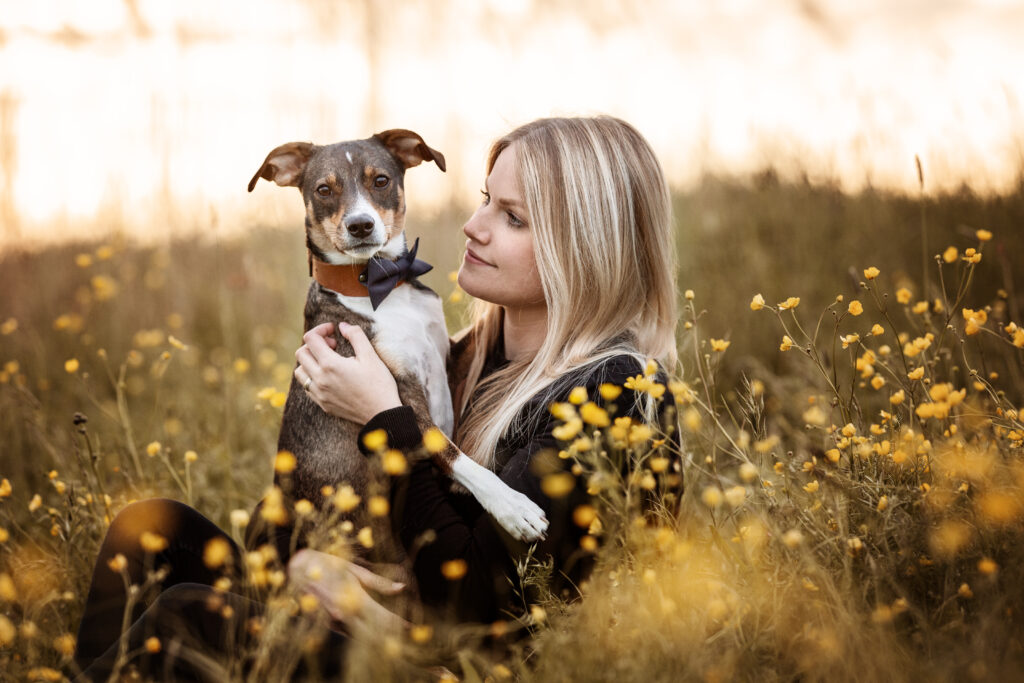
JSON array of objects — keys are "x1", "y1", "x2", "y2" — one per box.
[{"x1": 246, "y1": 130, "x2": 547, "y2": 559}]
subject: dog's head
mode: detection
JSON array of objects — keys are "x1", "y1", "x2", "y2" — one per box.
[{"x1": 248, "y1": 130, "x2": 445, "y2": 263}]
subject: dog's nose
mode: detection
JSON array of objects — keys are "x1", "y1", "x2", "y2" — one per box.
[{"x1": 344, "y1": 214, "x2": 376, "y2": 239}]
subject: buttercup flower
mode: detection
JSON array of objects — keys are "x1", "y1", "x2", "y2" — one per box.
[
  {"x1": 750, "y1": 293, "x2": 765, "y2": 311},
  {"x1": 863, "y1": 266, "x2": 880, "y2": 280}
]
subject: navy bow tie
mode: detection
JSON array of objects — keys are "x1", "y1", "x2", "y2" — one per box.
[{"x1": 365, "y1": 238, "x2": 433, "y2": 309}]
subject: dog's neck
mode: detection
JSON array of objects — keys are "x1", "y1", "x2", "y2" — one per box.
[{"x1": 309, "y1": 253, "x2": 407, "y2": 298}]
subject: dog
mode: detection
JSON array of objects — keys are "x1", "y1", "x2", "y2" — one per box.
[{"x1": 245, "y1": 130, "x2": 548, "y2": 562}]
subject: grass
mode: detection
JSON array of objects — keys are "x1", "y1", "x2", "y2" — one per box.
[{"x1": 1, "y1": 170, "x2": 1023, "y2": 681}]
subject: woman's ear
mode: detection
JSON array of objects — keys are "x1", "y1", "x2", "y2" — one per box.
[{"x1": 373, "y1": 129, "x2": 447, "y2": 172}]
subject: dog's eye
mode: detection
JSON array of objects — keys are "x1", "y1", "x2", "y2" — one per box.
[
  {"x1": 374, "y1": 175, "x2": 390, "y2": 188},
  {"x1": 316, "y1": 184, "x2": 331, "y2": 197}
]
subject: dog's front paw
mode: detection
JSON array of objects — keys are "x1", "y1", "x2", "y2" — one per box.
[{"x1": 484, "y1": 486, "x2": 549, "y2": 543}]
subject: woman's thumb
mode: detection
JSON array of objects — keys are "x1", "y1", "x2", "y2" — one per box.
[{"x1": 337, "y1": 322, "x2": 375, "y2": 359}]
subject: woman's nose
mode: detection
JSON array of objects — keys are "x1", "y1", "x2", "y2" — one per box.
[{"x1": 462, "y1": 207, "x2": 488, "y2": 243}]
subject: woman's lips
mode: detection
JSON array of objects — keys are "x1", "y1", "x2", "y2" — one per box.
[{"x1": 464, "y1": 247, "x2": 495, "y2": 267}]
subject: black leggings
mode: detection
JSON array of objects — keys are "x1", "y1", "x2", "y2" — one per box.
[{"x1": 73, "y1": 499, "x2": 346, "y2": 681}]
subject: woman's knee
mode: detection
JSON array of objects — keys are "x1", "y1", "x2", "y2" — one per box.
[{"x1": 105, "y1": 498, "x2": 192, "y2": 548}]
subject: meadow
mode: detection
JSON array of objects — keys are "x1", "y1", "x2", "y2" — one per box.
[{"x1": 1, "y1": 170, "x2": 1023, "y2": 681}]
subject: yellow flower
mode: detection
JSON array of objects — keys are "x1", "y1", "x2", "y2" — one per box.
[
  {"x1": 64, "y1": 358, "x2": 80, "y2": 374},
  {"x1": 978, "y1": 557, "x2": 998, "y2": 575},
  {"x1": 1013, "y1": 328, "x2": 1024, "y2": 348},
  {"x1": 896, "y1": 287, "x2": 912, "y2": 304},
  {"x1": 778, "y1": 297, "x2": 801, "y2": 310},
  {"x1": 368, "y1": 496, "x2": 390, "y2": 517},
  {"x1": 274, "y1": 451, "x2": 296, "y2": 474},
  {"x1": 146, "y1": 441, "x2": 162, "y2": 457},
  {"x1": 294, "y1": 500, "x2": 314, "y2": 516},
  {"x1": 942, "y1": 246, "x2": 959, "y2": 263},
  {"x1": 889, "y1": 389, "x2": 905, "y2": 405},
  {"x1": 107, "y1": 553, "x2": 128, "y2": 573},
  {"x1": 0, "y1": 318, "x2": 17, "y2": 335},
  {"x1": 724, "y1": 486, "x2": 746, "y2": 507},
  {"x1": 750, "y1": 293, "x2": 765, "y2": 311},
  {"x1": 840, "y1": 333, "x2": 860, "y2": 349},
  {"x1": 552, "y1": 418, "x2": 583, "y2": 441},
  {"x1": 739, "y1": 462, "x2": 758, "y2": 483},
  {"x1": 356, "y1": 527, "x2": 374, "y2": 548},
  {"x1": 803, "y1": 480, "x2": 820, "y2": 493},
  {"x1": 184, "y1": 450, "x2": 198, "y2": 463},
  {"x1": 333, "y1": 486, "x2": 361, "y2": 512},
  {"x1": 599, "y1": 383, "x2": 622, "y2": 400},
  {"x1": 580, "y1": 402, "x2": 610, "y2": 427},
  {"x1": 168, "y1": 335, "x2": 188, "y2": 351},
  {"x1": 140, "y1": 531, "x2": 169, "y2": 553},
  {"x1": 958, "y1": 583, "x2": 973, "y2": 599},
  {"x1": 876, "y1": 496, "x2": 888, "y2": 512},
  {"x1": 441, "y1": 559, "x2": 467, "y2": 580},
  {"x1": 233, "y1": 358, "x2": 250, "y2": 374},
  {"x1": 568, "y1": 386, "x2": 588, "y2": 405},
  {"x1": 863, "y1": 266, "x2": 880, "y2": 280},
  {"x1": 871, "y1": 324, "x2": 884, "y2": 336},
  {"x1": 269, "y1": 392, "x2": 287, "y2": 408},
  {"x1": 362, "y1": 429, "x2": 388, "y2": 452},
  {"x1": 912, "y1": 301, "x2": 929, "y2": 315},
  {"x1": 782, "y1": 529, "x2": 803, "y2": 548},
  {"x1": 964, "y1": 248, "x2": 982, "y2": 264},
  {"x1": 541, "y1": 472, "x2": 575, "y2": 498},
  {"x1": 847, "y1": 300, "x2": 863, "y2": 316},
  {"x1": 684, "y1": 289, "x2": 695, "y2": 300},
  {"x1": 976, "y1": 229, "x2": 992, "y2": 241},
  {"x1": 962, "y1": 308, "x2": 988, "y2": 336},
  {"x1": 422, "y1": 427, "x2": 448, "y2": 454},
  {"x1": 203, "y1": 537, "x2": 232, "y2": 568},
  {"x1": 825, "y1": 448, "x2": 841, "y2": 463},
  {"x1": 410, "y1": 624, "x2": 433, "y2": 643},
  {"x1": 0, "y1": 479, "x2": 10, "y2": 498},
  {"x1": 871, "y1": 376, "x2": 886, "y2": 390},
  {"x1": 701, "y1": 487, "x2": 723, "y2": 508},
  {"x1": 257, "y1": 386, "x2": 276, "y2": 400},
  {"x1": 145, "y1": 637, "x2": 162, "y2": 653},
  {"x1": 28, "y1": 494, "x2": 42, "y2": 512},
  {"x1": 710, "y1": 338, "x2": 731, "y2": 352},
  {"x1": 382, "y1": 449, "x2": 408, "y2": 476},
  {"x1": 75, "y1": 253, "x2": 93, "y2": 268},
  {"x1": 907, "y1": 367, "x2": 925, "y2": 380}
]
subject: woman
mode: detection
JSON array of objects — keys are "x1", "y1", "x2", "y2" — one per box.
[{"x1": 73, "y1": 116, "x2": 679, "y2": 680}]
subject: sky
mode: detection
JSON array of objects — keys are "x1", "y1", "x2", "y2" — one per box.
[{"x1": 1, "y1": 0, "x2": 1022, "y2": 245}]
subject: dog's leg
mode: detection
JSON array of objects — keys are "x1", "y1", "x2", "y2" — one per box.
[{"x1": 450, "y1": 452, "x2": 549, "y2": 543}]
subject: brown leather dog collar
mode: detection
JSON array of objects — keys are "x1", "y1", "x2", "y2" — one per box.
[{"x1": 309, "y1": 253, "x2": 404, "y2": 297}]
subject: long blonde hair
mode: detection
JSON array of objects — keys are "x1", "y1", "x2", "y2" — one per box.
[{"x1": 456, "y1": 116, "x2": 677, "y2": 466}]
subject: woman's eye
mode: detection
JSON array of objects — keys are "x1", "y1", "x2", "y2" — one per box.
[
  {"x1": 316, "y1": 184, "x2": 331, "y2": 197},
  {"x1": 480, "y1": 189, "x2": 490, "y2": 205},
  {"x1": 374, "y1": 175, "x2": 390, "y2": 188},
  {"x1": 506, "y1": 212, "x2": 523, "y2": 227}
]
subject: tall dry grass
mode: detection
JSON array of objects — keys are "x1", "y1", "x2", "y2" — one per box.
[{"x1": 0, "y1": 173, "x2": 1023, "y2": 681}]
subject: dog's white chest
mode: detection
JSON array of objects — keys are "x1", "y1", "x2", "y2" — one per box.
[{"x1": 331, "y1": 286, "x2": 453, "y2": 436}]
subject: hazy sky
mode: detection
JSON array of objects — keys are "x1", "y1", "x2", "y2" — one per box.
[{"x1": 1, "y1": 0, "x2": 1022, "y2": 243}]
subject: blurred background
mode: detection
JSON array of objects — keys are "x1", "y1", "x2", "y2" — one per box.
[{"x1": 1, "y1": 0, "x2": 1023, "y2": 250}]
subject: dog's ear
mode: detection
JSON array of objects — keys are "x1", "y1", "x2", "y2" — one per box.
[
  {"x1": 373, "y1": 129, "x2": 446, "y2": 172},
  {"x1": 248, "y1": 142, "x2": 316, "y2": 192}
]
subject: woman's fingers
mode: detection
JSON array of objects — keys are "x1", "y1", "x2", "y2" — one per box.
[
  {"x1": 347, "y1": 563, "x2": 405, "y2": 595},
  {"x1": 303, "y1": 326, "x2": 337, "y2": 364},
  {"x1": 336, "y1": 322, "x2": 376, "y2": 360}
]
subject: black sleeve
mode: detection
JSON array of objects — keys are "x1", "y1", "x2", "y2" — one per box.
[{"x1": 376, "y1": 355, "x2": 675, "y2": 625}]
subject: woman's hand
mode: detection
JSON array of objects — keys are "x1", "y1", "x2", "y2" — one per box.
[
  {"x1": 294, "y1": 321, "x2": 402, "y2": 424},
  {"x1": 287, "y1": 549, "x2": 409, "y2": 632}
]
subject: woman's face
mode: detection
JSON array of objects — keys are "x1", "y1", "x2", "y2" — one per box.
[{"x1": 458, "y1": 143, "x2": 545, "y2": 311}]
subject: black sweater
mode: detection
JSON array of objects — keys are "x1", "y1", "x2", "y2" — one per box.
[{"x1": 359, "y1": 353, "x2": 672, "y2": 625}]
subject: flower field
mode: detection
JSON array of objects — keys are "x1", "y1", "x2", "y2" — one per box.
[{"x1": 1, "y1": 173, "x2": 1023, "y2": 681}]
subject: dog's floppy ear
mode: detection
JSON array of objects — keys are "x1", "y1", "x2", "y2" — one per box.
[
  {"x1": 247, "y1": 142, "x2": 316, "y2": 192},
  {"x1": 373, "y1": 129, "x2": 446, "y2": 172}
]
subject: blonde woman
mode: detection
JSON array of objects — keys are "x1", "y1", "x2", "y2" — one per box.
[
  {"x1": 294, "y1": 115, "x2": 679, "y2": 622},
  {"x1": 73, "y1": 116, "x2": 679, "y2": 679}
]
